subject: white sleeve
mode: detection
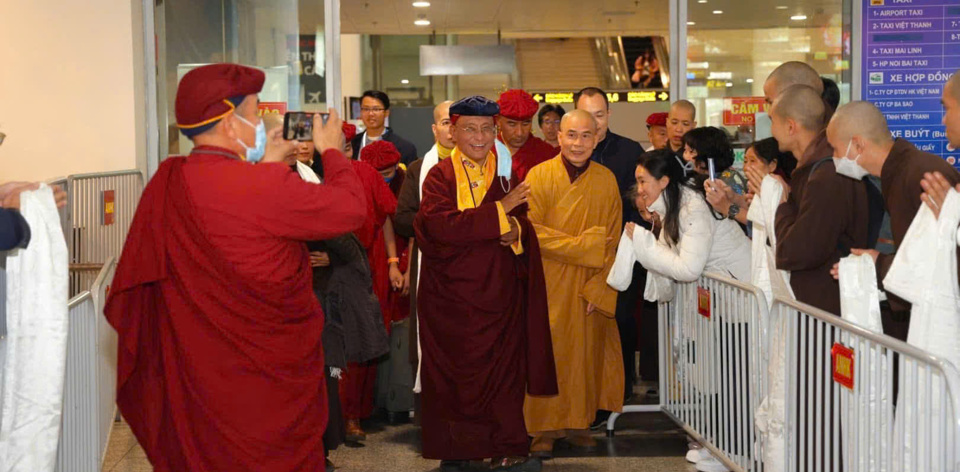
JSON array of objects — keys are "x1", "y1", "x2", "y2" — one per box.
[{"x1": 632, "y1": 199, "x2": 714, "y2": 283}]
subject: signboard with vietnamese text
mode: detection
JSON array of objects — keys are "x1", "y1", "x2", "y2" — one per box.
[
  {"x1": 861, "y1": 0, "x2": 960, "y2": 168},
  {"x1": 258, "y1": 102, "x2": 288, "y2": 118},
  {"x1": 530, "y1": 90, "x2": 670, "y2": 105},
  {"x1": 723, "y1": 97, "x2": 769, "y2": 126}
]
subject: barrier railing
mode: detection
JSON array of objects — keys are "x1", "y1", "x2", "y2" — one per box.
[
  {"x1": 55, "y1": 258, "x2": 118, "y2": 472},
  {"x1": 771, "y1": 297, "x2": 960, "y2": 472},
  {"x1": 49, "y1": 171, "x2": 143, "y2": 297}
]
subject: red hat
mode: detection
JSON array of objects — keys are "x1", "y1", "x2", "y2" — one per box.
[
  {"x1": 646, "y1": 112, "x2": 668, "y2": 128},
  {"x1": 342, "y1": 122, "x2": 357, "y2": 142},
  {"x1": 175, "y1": 63, "x2": 265, "y2": 138},
  {"x1": 497, "y1": 89, "x2": 538, "y2": 121},
  {"x1": 359, "y1": 140, "x2": 401, "y2": 171}
]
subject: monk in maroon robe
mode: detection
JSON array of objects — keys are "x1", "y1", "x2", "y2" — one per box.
[
  {"x1": 104, "y1": 64, "x2": 366, "y2": 472},
  {"x1": 415, "y1": 96, "x2": 558, "y2": 472},
  {"x1": 498, "y1": 89, "x2": 560, "y2": 182}
]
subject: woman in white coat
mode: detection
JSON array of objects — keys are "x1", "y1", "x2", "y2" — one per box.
[
  {"x1": 626, "y1": 149, "x2": 752, "y2": 472},
  {"x1": 626, "y1": 149, "x2": 751, "y2": 283}
]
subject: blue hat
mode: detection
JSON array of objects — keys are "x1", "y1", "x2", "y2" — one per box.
[{"x1": 450, "y1": 96, "x2": 499, "y2": 124}]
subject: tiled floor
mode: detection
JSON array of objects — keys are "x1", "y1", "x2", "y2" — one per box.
[{"x1": 102, "y1": 383, "x2": 697, "y2": 472}]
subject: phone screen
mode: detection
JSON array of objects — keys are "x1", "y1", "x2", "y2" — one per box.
[
  {"x1": 283, "y1": 112, "x2": 329, "y2": 141},
  {"x1": 708, "y1": 158, "x2": 716, "y2": 182}
]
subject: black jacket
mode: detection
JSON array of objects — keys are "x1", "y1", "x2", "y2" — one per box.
[
  {"x1": 590, "y1": 130, "x2": 644, "y2": 228},
  {"x1": 352, "y1": 128, "x2": 419, "y2": 166},
  {"x1": 0, "y1": 208, "x2": 30, "y2": 251}
]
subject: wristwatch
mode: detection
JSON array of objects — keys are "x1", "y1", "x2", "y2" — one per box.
[{"x1": 727, "y1": 204, "x2": 741, "y2": 220}]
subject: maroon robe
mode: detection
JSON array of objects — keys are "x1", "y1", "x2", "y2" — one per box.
[
  {"x1": 510, "y1": 135, "x2": 559, "y2": 182},
  {"x1": 341, "y1": 160, "x2": 396, "y2": 420},
  {"x1": 415, "y1": 157, "x2": 558, "y2": 461},
  {"x1": 104, "y1": 146, "x2": 366, "y2": 472}
]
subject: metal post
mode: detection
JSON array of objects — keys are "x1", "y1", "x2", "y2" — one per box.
[{"x1": 324, "y1": 0, "x2": 341, "y2": 113}]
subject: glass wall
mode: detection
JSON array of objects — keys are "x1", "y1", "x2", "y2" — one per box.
[
  {"x1": 685, "y1": 0, "x2": 850, "y2": 150},
  {"x1": 157, "y1": 0, "x2": 332, "y2": 157}
]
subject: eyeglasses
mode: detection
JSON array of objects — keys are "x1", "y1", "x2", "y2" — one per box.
[
  {"x1": 361, "y1": 107, "x2": 386, "y2": 114},
  {"x1": 541, "y1": 120, "x2": 561, "y2": 125},
  {"x1": 458, "y1": 126, "x2": 497, "y2": 136}
]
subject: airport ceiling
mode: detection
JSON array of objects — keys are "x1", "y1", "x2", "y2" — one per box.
[{"x1": 338, "y1": 0, "x2": 841, "y2": 36}]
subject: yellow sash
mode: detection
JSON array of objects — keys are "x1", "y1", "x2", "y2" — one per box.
[{"x1": 451, "y1": 146, "x2": 497, "y2": 211}]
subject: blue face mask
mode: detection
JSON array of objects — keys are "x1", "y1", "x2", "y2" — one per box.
[{"x1": 235, "y1": 114, "x2": 266, "y2": 163}]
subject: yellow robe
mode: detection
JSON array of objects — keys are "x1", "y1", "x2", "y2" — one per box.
[{"x1": 523, "y1": 156, "x2": 625, "y2": 433}]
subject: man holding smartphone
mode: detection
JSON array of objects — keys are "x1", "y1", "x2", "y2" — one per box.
[{"x1": 104, "y1": 63, "x2": 367, "y2": 472}]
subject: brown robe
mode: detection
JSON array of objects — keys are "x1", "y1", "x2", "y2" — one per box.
[
  {"x1": 775, "y1": 131, "x2": 869, "y2": 315},
  {"x1": 878, "y1": 139, "x2": 960, "y2": 310}
]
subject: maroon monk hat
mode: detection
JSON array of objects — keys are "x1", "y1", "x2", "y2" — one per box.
[
  {"x1": 497, "y1": 89, "x2": 539, "y2": 121},
  {"x1": 646, "y1": 112, "x2": 668, "y2": 128},
  {"x1": 342, "y1": 122, "x2": 358, "y2": 142},
  {"x1": 359, "y1": 140, "x2": 401, "y2": 171},
  {"x1": 176, "y1": 63, "x2": 265, "y2": 137}
]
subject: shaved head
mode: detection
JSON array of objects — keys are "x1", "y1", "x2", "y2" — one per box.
[
  {"x1": 765, "y1": 62, "x2": 824, "y2": 103},
  {"x1": 434, "y1": 100, "x2": 454, "y2": 124},
  {"x1": 771, "y1": 84, "x2": 826, "y2": 132},
  {"x1": 947, "y1": 74, "x2": 960, "y2": 103},
  {"x1": 828, "y1": 101, "x2": 893, "y2": 146},
  {"x1": 670, "y1": 100, "x2": 696, "y2": 117},
  {"x1": 560, "y1": 109, "x2": 598, "y2": 132}
]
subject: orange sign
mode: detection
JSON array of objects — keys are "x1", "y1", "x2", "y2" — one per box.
[
  {"x1": 697, "y1": 287, "x2": 711, "y2": 319},
  {"x1": 258, "y1": 102, "x2": 287, "y2": 117},
  {"x1": 832, "y1": 343, "x2": 855, "y2": 390},
  {"x1": 102, "y1": 190, "x2": 115, "y2": 226},
  {"x1": 723, "y1": 97, "x2": 769, "y2": 126}
]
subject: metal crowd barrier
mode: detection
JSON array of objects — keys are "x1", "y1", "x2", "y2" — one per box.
[
  {"x1": 55, "y1": 258, "x2": 118, "y2": 472},
  {"x1": 49, "y1": 171, "x2": 143, "y2": 297},
  {"x1": 771, "y1": 297, "x2": 960, "y2": 472}
]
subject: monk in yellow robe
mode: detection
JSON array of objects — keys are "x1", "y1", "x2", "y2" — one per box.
[{"x1": 523, "y1": 109, "x2": 624, "y2": 458}]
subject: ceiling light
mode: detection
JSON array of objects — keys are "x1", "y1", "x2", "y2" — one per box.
[
  {"x1": 746, "y1": 78, "x2": 755, "y2": 83},
  {"x1": 401, "y1": 79, "x2": 410, "y2": 84},
  {"x1": 713, "y1": 10, "x2": 723, "y2": 14},
  {"x1": 698, "y1": 0, "x2": 707, "y2": 3},
  {"x1": 725, "y1": 82, "x2": 734, "y2": 87},
  {"x1": 776, "y1": 5, "x2": 789, "y2": 9},
  {"x1": 412, "y1": 1, "x2": 431, "y2": 6},
  {"x1": 414, "y1": 19, "x2": 431, "y2": 26},
  {"x1": 687, "y1": 21, "x2": 696, "y2": 25},
  {"x1": 791, "y1": 14, "x2": 807, "y2": 20}
]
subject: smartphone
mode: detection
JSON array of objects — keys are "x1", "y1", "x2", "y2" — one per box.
[
  {"x1": 707, "y1": 157, "x2": 717, "y2": 182},
  {"x1": 283, "y1": 112, "x2": 329, "y2": 141}
]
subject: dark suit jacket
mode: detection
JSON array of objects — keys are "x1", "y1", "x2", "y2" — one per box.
[{"x1": 352, "y1": 128, "x2": 419, "y2": 166}]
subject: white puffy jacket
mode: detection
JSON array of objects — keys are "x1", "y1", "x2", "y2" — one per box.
[{"x1": 633, "y1": 186, "x2": 751, "y2": 283}]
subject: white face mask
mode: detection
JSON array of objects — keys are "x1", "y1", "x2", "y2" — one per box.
[
  {"x1": 649, "y1": 191, "x2": 667, "y2": 217},
  {"x1": 833, "y1": 140, "x2": 870, "y2": 180}
]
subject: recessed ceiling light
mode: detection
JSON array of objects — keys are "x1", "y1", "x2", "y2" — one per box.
[
  {"x1": 725, "y1": 82, "x2": 734, "y2": 87},
  {"x1": 713, "y1": 10, "x2": 723, "y2": 14},
  {"x1": 698, "y1": 0, "x2": 707, "y2": 3},
  {"x1": 414, "y1": 19, "x2": 431, "y2": 26},
  {"x1": 746, "y1": 78, "x2": 755, "y2": 83},
  {"x1": 776, "y1": 5, "x2": 789, "y2": 9},
  {"x1": 687, "y1": 21, "x2": 696, "y2": 25},
  {"x1": 791, "y1": 14, "x2": 807, "y2": 20},
  {"x1": 412, "y1": 1, "x2": 431, "y2": 6},
  {"x1": 401, "y1": 79, "x2": 410, "y2": 84}
]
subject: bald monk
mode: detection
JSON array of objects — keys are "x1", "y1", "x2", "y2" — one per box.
[
  {"x1": 104, "y1": 64, "x2": 366, "y2": 471},
  {"x1": 415, "y1": 95, "x2": 557, "y2": 472},
  {"x1": 498, "y1": 89, "x2": 560, "y2": 181},
  {"x1": 922, "y1": 72, "x2": 960, "y2": 217},
  {"x1": 827, "y1": 101, "x2": 960, "y2": 339},
  {"x1": 770, "y1": 84, "x2": 869, "y2": 315},
  {"x1": 666, "y1": 99, "x2": 697, "y2": 160},
  {"x1": 763, "y1": 61, "x2": 825, "y2": 105},
  {"x1": 523, "y1": 110, "x2": 624, "y2": 459}
]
